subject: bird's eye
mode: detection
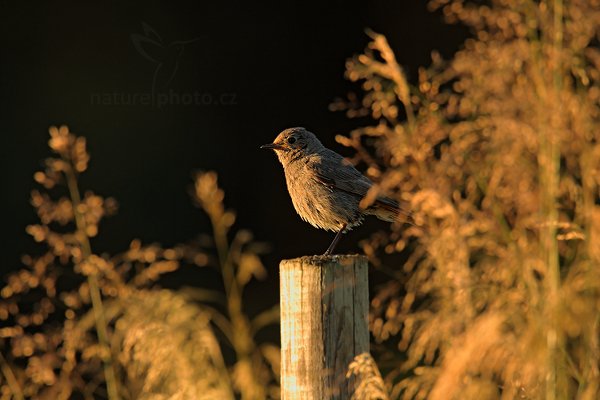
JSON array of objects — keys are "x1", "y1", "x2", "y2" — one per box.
[{"x1": 287, "y1": 137, "x2": 296, "y2": 144}]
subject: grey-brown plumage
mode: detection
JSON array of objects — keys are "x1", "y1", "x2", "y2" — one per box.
[{"x1": 261, "y1": 127, "x2": 407, "y2": 255}]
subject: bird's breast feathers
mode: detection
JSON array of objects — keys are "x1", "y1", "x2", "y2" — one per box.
[{"x1": 283, "y1": 160, "x2": 364, "y2": 231}]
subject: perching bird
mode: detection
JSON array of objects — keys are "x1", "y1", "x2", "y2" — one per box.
[{"x1": 261, "y1": 127, "x2": 408, "y2": 255}]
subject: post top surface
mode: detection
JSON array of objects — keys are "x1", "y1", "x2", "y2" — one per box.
[{"x1": 280, "y1": 254, "x2": 367, "y2": 267}]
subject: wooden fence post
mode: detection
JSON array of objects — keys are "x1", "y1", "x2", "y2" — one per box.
[{"x1": 279, "y1": 255, "x2": 369, "y2": 399}]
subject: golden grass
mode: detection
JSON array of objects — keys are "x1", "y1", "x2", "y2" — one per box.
[
  {"x1": 0, "y1": 126, "x2": 279, "y2": 399},
  {"x1": 333, "y1": 1, "x2": 600, "y2": 399}
]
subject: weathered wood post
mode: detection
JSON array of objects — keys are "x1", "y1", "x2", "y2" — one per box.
[{"x1": 280, "y1": 255, "x2": 369, "y2": 399}]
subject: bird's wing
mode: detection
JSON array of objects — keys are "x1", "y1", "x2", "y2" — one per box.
[
  {"x1": 310, "y1": 150, "x2": 373, "y2": 199},
  {"x1": 311, "y1": 150, "x2": 412, "y2": 223}
]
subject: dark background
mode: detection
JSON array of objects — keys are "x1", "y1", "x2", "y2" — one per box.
[{"x1": 0, "y1": 1, "x2": 467, "y2": 306}]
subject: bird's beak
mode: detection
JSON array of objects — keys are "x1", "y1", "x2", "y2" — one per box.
[{"x1": 260, "y1": 143, "x2": 287, "y2": 151}]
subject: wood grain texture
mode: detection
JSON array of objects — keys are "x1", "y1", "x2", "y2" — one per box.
[{"x1": 280, "y1": 255, "x2": 369, "y2": 400}]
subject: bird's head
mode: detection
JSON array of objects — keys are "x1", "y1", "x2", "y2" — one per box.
[{"x1": 260, "y1": 127, "x2": 324, "y2": 166}]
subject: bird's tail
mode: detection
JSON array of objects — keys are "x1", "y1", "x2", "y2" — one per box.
[{"x1": 366, "y1": 196, "x2": 413, "y2": 225}]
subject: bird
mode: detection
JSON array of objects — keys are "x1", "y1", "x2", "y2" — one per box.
[{"x1": 261, "y1": 127, "x2": 409, "y2": 255}]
